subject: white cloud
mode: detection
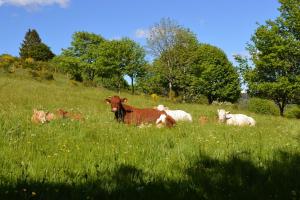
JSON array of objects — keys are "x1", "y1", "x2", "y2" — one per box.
[
  {"x1": 135, "y1": 28, "x2": 149, "y2": 39},
  {"x1": 0, "y1": 0, "x2": 70, "y2": 8}
]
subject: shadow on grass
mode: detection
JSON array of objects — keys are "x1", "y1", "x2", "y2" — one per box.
[{"x1": 1, "y1": 151, "x2": 299, "y2": 200}]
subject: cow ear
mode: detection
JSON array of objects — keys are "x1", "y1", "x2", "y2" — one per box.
[
  {"x1": 105, "y1": 99, "x2": 111, "y2": 104},
  {"x1": 122, "y1": 98, "x2": 128, "y2": 103}
]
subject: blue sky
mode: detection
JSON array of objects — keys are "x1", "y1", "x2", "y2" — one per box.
[{"x1": 0, "y1": 0, "x2": 280, "y2": 62}]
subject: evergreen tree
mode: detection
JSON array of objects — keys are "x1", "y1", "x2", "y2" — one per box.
[{"x1": 19, "y1": 29, "x2": 54, "y2": 61}]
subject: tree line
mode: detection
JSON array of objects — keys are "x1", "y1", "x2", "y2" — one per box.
[{"x1": 1, "y1": 0, "x2": 299, "y2": 116}]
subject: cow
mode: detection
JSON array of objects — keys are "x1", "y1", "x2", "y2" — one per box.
[
  {"x1": 199, "y1": 115, "x2": 209, "y2": 125},
  {"x1": 105, "y1": 96, "x2": 176, "y2": 128},
  {"x1": 155, "y1": 104, "x2": 193, "y2": 122},
  {"x1": 31, "y1": 109, "x2": 47, "y2": 124},
  {"x1": 217, "y1": 109, "x2": 256, "y2": 126},
  {"x1": 56, "y1": 109, "x2": 84, "y2": 121}
]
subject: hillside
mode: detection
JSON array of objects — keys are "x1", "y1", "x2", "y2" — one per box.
[{"x1": 0, "y1": 72, "x2": 299, "y2": 200}]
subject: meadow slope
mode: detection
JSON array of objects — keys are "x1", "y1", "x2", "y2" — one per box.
[{"x1": 0, "y1": 73, "x2": 299, "y2": 200}]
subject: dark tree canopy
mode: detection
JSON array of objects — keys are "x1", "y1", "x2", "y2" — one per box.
[{"x1": 19, "y1": 29, "x2": 54, "y2": 61}]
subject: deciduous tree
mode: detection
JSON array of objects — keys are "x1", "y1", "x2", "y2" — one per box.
[{"x1": 245, "y1": 0, "x2": 300, "y2": 116}]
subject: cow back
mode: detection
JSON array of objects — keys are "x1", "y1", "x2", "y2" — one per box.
[{"x1": 124, "y1": 108, "x2": 164, "y2": 125}]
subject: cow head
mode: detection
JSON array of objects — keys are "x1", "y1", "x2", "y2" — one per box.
[
  {"x1": 217, "y1": 109, "x2": 231, "y2": 122},
  {"x1": 31, "y1": 109, "x2": 47, "y2": 124},
  {"x1": 105, "y1": 96, "x2": 128, "y2": 112}
]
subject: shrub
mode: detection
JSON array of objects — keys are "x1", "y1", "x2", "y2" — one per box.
[
  {"x1": 83, "y1": 80, "x2": 97, "y2": 87},
  {"x1": 23, "y1": 57, "x2": 36, "y2": 69},
  {"x1": 0, "y1": 54, "x2": 18, "y2": 72},
  {"x1": 41, "y1": 71, "x2": 54, "y2": 80},
  {"x1": 97, "y1": 77, "x2": 129, "y2": 90},
  {"x1": 29, "y1": 70, "x2": 40, "y2": 78},
  {"x1": 247, "y1": 98, "x2": 279, "y2": 115},
  {"x1": 285, "y1": 105, "x2": 300, "y2": 119},
  {"x1": 29, "y1": 70, "x2": 54, "y2": 81},
  {"x1": 7, "y1": 65, "x2": 16, "y2": 73}
]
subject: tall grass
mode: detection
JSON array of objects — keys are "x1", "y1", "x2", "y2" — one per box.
[{"x1": 0, "y1": 71, "x2": 299, "y2": 199}]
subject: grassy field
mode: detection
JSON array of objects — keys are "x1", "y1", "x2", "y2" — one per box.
[{"x1": 0, "y1": 71, "x2": 299, "y2": 200}]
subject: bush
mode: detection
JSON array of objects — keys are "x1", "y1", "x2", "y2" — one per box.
[
  {"x1": 83, "y1": 80, "x2": 97, "y2": 87},
  {"x1": 247, "y1": 98, "x2": 279, "y2": 115},
  {"x1": 285, "y1": 105, "x2": 300, "y2": 119},
  {"x1": 97, "y1": 77, "x2": 129, "y2": 90},
  {"x1": 41, "y1": 71, "x2": 54, "y2": 80},
  {"x1": 29, "y1": 70, "x2": 40, "y2": 78},
  {"x1": 0, "y1": 54, "x2": 18, "y2": 72},
  {"x1": 7, "y1": 65, "x2": 16, "y2": 73},
  {"x1": 29, "y1": 70, "x2": 54, "y2": 81}
]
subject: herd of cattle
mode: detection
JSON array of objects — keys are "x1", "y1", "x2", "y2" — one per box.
[
  {"x1": 105, "y1": 95, "x2": 256, "y2": 128},
  {"x1": 31, "y1": 95, "x2": 256, "y2": 127}
]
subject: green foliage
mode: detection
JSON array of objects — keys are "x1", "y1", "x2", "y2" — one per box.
[
  {"x1": 19, "y1": 29, "x2": 55, "y2": 61},
  {"x1": 247, "y1": 98, "x2": 279, "y2": 115},
  {"x1": 121, "y1": 38, "x2": 147, "y2": 94},
  {"x1": 246, "y1": 0, "x2": 300, "y2": 116},
  {"x1": 145, "y1": 19, "x2": 240, "y2": 103},
  {"x1": 64, "y1": 31, "x2": 105, "y2": 58},
  {"x1": 95, "y1": 38, "x2": 146, "y2": 93},
  {"x1": 192, "y1": 44, "x2": 241, "y2": 104},
  {"x1": 62, "y1": 31, "x2": 105, "y2": 81},
  {"x1": 94, "y1": 39, "x2": 127, "y2": 90},
  {"x1": 52, "y1": 56, "x2": 83, "y2": 81},
  {"x1": 60, "y1": 32, "x2": 145, "y2": 92},
  {"x1": 147, "y1": 18, "x2": 199, "y2": 98},
  {"x1": 233, "y1": 54, "x2": 252, "y2": 85},
  {"x1": 97, "y1": 76, "x2": 129, "y2": 91},
  {"x1": 285, "y1": 105, "x2": 300, "y2": 119},
  {"x1": 136, "y1": 64, "x2": 168, "y2": 95}
]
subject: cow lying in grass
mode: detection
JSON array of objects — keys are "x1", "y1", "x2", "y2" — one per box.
[
  {"x1": 105, "y1": 96, "x2": 176, "y2": 128},
  {"x1": 31, "y1": 109, "x2": 48, "y2": 124},
  {"x1": 56, "y1": 109, "x2": 85, "y2": 121},
  {"x1": 155, "y1": 104, "x2": 193, "y2": 122},
  {"x1": 217, "y1": 109, "x2": 256, "y2": 126},
  {"x1": 31, "y1": 109, "x2": 84, "y2": 124}
]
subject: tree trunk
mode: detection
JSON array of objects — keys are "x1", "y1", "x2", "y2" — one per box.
[
  {"x1": 275, "y1": 100, "x2": 285, "y2": 117},
  {"x1": 208, "y1": 95, "x2": 213, "y2": 104},
  {"x1": 118, "y1": 79, "x2": 121, "y2": 94},
  {"x1": 279, "y1": 104, "x2": 285, "y2": 117},
  {"x1": 131, "y1": 77, "x2": 134, "y2": 95},
  {"x1": 168, "y1": 81, "x2": 172, "y2": 99}
]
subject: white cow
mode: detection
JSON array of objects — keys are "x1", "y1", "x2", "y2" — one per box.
[
  {"x1": 156, "y1": 105, "x2": 193, "y2": 122},
  {"x1": 217, "y1": 109, "x2": 256, "y2": 126}
]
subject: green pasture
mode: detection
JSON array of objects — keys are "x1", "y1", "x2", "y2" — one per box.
[{"x1": 0, "y1": 72, "x2": 299, "y2": 200}]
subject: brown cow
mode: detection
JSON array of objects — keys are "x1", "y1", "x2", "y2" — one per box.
[
  {"x1": 105, "y1": 96, "x2": 175, "y2": 128},
  {"x1": 56, "y1": 109, "x2": 84, "y2": 121}
]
